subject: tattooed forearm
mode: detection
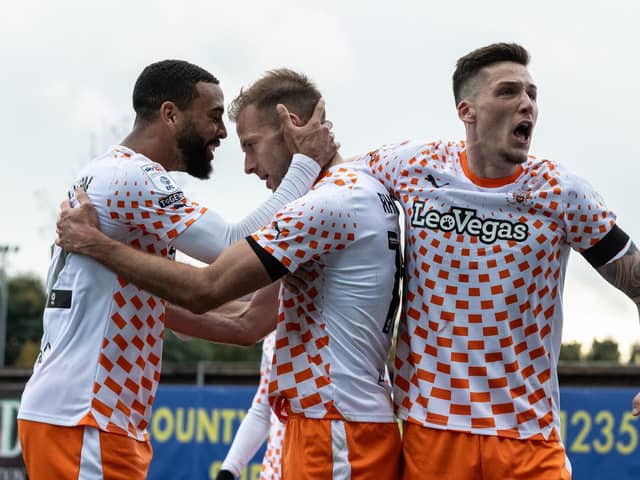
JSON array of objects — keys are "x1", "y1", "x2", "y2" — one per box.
[{"x1": 597, "y1": 242, "x2": 640, "y2": 314}]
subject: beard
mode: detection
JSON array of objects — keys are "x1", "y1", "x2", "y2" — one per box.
[{"x1": 176, "y1": 119, "x2": 215, "y2": 179}]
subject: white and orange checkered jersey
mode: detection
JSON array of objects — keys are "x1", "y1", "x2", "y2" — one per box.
[
  {"x1": 256, "y1": 332, "x2": 284, "y2": 480},
  {"x1": 365, "y1": 139, "x2": 626, "y2": 441},
  {"x1": 18, "y1": 146, "x2": 207, "y2": 440},
  {"x1": 249, "y1": 161, "x2": 401, "y2": 423},
  {"x1": 254, "y1": 332, "x2": 284, "y2": 479}
]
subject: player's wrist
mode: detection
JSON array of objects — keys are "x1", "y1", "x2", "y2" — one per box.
[
  {"x1": 80, "y1": 228, "x2": 119, "y2": 259},
  {"x1": 290, "y1": 153, "x2": 322, "y2": 176}
]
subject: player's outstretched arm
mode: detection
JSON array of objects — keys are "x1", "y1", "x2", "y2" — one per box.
[
  {"x1": 595, "y1": 238, "x2": 640, "y2": 416},
  {"x1": 596, "y1": 240, "x2": 640, "y2": 317},
  {"x1": 166, "y1": 283, "x2": 279, "y2": 346},
  {"x1": 57, "y1": 190, "x2": 274, "y2": 314},
  {"x1": 173, "y1": 156, "x2": 321, "y2": 264}
]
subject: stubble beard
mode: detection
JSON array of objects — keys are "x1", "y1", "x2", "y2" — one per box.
[{"x1": 177, "y1": 120, "x2": 214, "y2": 180}]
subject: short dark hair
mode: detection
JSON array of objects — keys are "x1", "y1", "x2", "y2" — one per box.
[
  {"x1": 132, "y1": 60, "x2": 219, "y2": 121},
  {"x1": 452, "y1": 43, "x2": 530, "y2": 104},
  {"x1": 228, "y1": 69, "x2": 321, "y2": 127}
]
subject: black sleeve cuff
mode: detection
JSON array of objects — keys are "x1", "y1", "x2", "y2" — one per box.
[
  {"x1": 245, "y1": 236, "x2": 289, "y2": 281},
  {"x1": 581, "y1": 224, "x2": 630, "y2": 268}
]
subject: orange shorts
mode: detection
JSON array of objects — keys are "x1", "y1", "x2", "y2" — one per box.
[
  {"x1": 401, "y1": 422, "x2": 571, "y2": 480},
  {"x1": 282, "y1": 416, "x2": 401, "y2": 479},
  {"x1": 18, "y1": 419, "x2": 152, "y2": 480}
]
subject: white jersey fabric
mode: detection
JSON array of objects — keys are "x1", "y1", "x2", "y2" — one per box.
[
  {"x1": 365, "y1": 140, "x2": 622, "y2": 441},
  {"x1": 250, "y1": 161, "x2": 401, "y2": 422},
  {"x1": 19, "y1": 146, "x2": 321, "y2": 441}
]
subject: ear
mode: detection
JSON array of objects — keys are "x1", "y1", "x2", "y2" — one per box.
[
  {"x1": 457, "y1": 100, "x2": 475, "y2": 124},
  {"x1": 289, "y1": 112, "x2": 304, "y2": 127},
  {"x1": 159, "y1": 101, "x2": 179, "y2": 126}
]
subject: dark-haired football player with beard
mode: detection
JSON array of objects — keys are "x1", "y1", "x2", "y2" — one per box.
[{"x1": 17, "y1": 59, "x2": 337, "y2": 479}]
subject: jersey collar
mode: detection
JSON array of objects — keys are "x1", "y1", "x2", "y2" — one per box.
[{"x1": 459, "y1": 150, "x2": 523, "y2": 188}]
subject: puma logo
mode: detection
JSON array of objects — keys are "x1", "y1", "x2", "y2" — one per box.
[{"x1": 426, "y1": 174, "x2": 449, "y2": 189}]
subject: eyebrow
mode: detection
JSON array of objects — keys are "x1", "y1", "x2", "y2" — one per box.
[
  {"x1": 240, "y1": 134, "x2": 260, "y2": 145},
  {"x1": 495, "y1": 80, "x2": 537, "y2": 91}
]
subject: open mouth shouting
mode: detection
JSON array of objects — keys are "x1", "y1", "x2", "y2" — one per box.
[{"x1": 513, "y1": 121, "x2": 533, "y2": 145}]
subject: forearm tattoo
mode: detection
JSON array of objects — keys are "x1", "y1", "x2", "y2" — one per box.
[{"x1": 597, "y1": 242, "x2": 640, "y2": 311}]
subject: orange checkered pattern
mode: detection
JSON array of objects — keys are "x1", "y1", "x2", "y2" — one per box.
[
  {"x1": 255, "y1": 168, "x2": 357, "y2": 417},
  {"x1": 252, "y1": 164, "x2": 398, "y2": 421},
  {"x1": 18, "y1": 146, "x2": 206, "y2": 443},
  {"x1": 366, "y1": 140, "x2": 616, "y2": 441},
  {"x1": 83, "y1": 148, "x2": 206, "y2": 440},
  {"x1": 255, "y1": 332, "x2": 284, "y2": 480}
]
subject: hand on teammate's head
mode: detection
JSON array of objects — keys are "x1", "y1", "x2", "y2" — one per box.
[{"x1": 278, "y1": 97, "x2": 339, "y2": 168}]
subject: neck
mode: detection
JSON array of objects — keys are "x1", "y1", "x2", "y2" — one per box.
[
  {"x1": 327, "y1": 152, "x2": 344, "y2": 168},
  {"x1": 304, "y1": 151, "x2": 345, "y2": 179},
  {"x1": 464, "y1": 141, "x2": 519, "y2": 180},
  {"x1": 121, "y1": 122, "x2": 181, "y2": 171}
]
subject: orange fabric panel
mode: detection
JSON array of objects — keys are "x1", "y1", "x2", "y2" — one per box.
[
  {"x1": 282, "y1": 417, "x2": 401, "y2": 479},
  {"x1": 282, "y1": 417, "x2": 333, "y2": 479},
  {"x1": 99, "y1": 428, "x2": 152, "y2": 480},
  {"x1": 19, "y1": 419, "x2": 83, "y2": 480},
  {"x1": 401, "y1": 422, "x2": 571, "y2": 480},
  {"x1": 344, "y1": 421, "x2": 401, "y2": 480},
  {"x1": 18, "y1": 420, "x2": 152, "y2": 480}
]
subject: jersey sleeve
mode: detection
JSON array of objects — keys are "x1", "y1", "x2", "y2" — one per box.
[
  {"x1": 170, "y1": 154, "x2": 321, "y2": 263},
  {"x1": 362, "y1": 140, "x2": 427, "y2": 197},
  {"x1": 105, "y1": 160, "x2": 207, "y2": 244},
  {"x1": 248, "y1": 183, "x2": 358, "y2": 279},
  {"x1": 561, "y1": 167, "x2": 621, "y2": 254}
]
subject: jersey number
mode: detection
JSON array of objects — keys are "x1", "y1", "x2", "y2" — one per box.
[{"x1": 383, "y1": 230, "x2": 403, "y2": 334}]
